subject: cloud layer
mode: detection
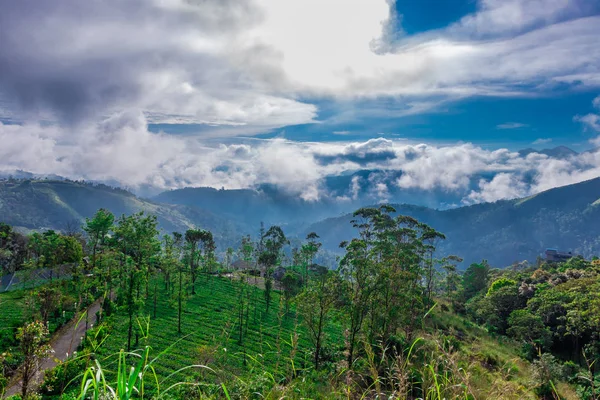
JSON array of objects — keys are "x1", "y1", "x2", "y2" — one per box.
[{"x1": 3, "y1": 111, "x2": 600, "y2": 205}]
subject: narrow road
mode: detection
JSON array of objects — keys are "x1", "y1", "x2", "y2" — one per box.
[{"x1": 4, "y1": 299, "x2": 103, "y2": 398}]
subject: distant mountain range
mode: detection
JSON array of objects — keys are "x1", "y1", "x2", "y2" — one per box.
[
  {"x1": 0, "y1": 179, "x2": 244, "y2": 250},
  {"x1": 1, "y1": 150, "x2": 600, "y2": 268},
  {"x1": 305, "y1": 177, "x2": 600, "y2": 268},
  {"x1": 1, "y1": 146, "x2": 586, "y2": 213}
]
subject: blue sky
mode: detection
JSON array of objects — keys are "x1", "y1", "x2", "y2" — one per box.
[
  {"x1": 1, "y1": 0, "x2": 600, "y2": 204},
  {"x1": 143, "y1": 0, "x2": 600, "y2": 150}
]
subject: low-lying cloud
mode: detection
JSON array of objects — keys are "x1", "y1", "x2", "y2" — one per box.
[{"x1": 2, "y1": 111, "x2": 600, "y2": 206}]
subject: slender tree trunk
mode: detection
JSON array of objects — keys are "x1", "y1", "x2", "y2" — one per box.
[
  {"x1": 153, "y1": 283, "x2": 157, "y2": 318},
  {"x1": 21, "y1": 362, "x2": 30, "y2": 398},
  {"x1": 178, "y1": 268, "x2": 183, "y2": 334},
  {"x1": 127, "y1": 269, "x2": 135, "y2": 351}
]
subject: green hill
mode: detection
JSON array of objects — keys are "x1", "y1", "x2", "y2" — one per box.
[
  {"x1": 4, "y1": 177, "x2": 600, "y2": 268},
  {"x1": 306, "y1": 177, "x2": 600, "y2": 268},
  {"x1": 0, "y1": 179, "x2": 243, "y2": 249}
]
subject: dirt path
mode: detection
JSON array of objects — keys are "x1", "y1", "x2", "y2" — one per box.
[{"x1": 4, "y1": 299, "x2": 103, "y2": 398}]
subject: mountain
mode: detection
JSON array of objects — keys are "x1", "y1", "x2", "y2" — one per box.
[
  {"x1": 3, "y1": 176, "x2": 600, "y2": 269},
  {"x1": 518, "y1": 145, "x2": 578, "y2": 159},
  {"x1": 304, "y1": 177, "x2": 600, "y2": 268},
  {"x1": 152, "y1": 184, "x2": 353, "y2": 229},
  {"x1": 151, "y1": 170, "x2": 471, "y2": 229},
  {"x1": 0, "y1": 179, "x2": 244, "y2": 249}
]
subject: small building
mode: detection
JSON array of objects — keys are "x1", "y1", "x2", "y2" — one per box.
[
  {"x1": 591, "y1": 259, "x2": 600, "y2": 266},
  {"x1": 545, "y1": 249, "x2": 573, "y2": 262}
]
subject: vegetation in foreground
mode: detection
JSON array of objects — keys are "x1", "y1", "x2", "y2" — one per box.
[{"x1": 0, "y1": 206, "x2": 598, "y2": 399}]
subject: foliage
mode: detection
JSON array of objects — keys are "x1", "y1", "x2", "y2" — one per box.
[{"x1": 17, "y1": 320, "x2": 52, "y2": 398}]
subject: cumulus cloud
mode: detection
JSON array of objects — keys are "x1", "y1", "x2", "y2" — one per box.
[
  {"x1": 1, "y1": 0, "x2": 600, "y2": 207},
  {"x1": 3, "y1": 113, "x2": 600, "y2": 205},
  {"x1": 465, "y1": 173, "x2": 529, "y2": 203},
  {"x1": 575, "y1": 114, "x2": 600, "y2": 132},
  {"x1": 0, "y1": 0, "x2": 316, "y2": 130},
  {"x1": 1, "y1": 0, "x2": 599, "y2": 128},
  {"x1": 574, "y1": 95, "x2": 600, "y2": 145}
]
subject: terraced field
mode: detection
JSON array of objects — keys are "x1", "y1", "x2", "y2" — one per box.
[
  {"x1": 0, "y1": 289, "x2": 26, "y2": 347},
  {"x1": 88, "y1": 275, "x2": 343, "y2": 393}
]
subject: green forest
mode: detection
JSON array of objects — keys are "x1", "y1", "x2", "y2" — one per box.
[{"x1": 1, "y1": 205, "x2": 599, "y2": 399}]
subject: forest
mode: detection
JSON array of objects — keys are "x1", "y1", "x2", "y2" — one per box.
[{"x1": 0, "y1": 205, "x2": 599, "y2": 399}]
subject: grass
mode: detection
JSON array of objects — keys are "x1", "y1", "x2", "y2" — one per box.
[
  {"x1": 74, "y1": 275, "x2": 343, "y2": 397},
  {"x1": 7, "y1": 277, "x2": 579, "y2": 399},
  {"x1": 426, "y1": 303, "x2": 578, "y2": 400},
  {"x1": 0, "y1": 289, "x2": 27, "y2": 347}
]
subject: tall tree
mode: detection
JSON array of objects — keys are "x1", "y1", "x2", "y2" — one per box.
[
  {"x1": 184, "y1": 229, "x2": 203, "y2": 294},
  {"x1": 301, "y1": 232, "x2": 321, "y2": 284},
  {"x1": 113, "y1": 212, "x2": 160, "y2": 350},
  {"x1": 17, "y1": 321, "x2": 51, "y2": 399},
  {"x1": 84, "y1": 209, "x2": 115, "y2": 271},
  {"x1": 339, "y1": 206, "x2": 445, "y2": 366},
  {"x1": 259, "y1": 226, "x2": 288, "y2": 314},
  {"x1": 297, "y1": 273, "x2": 336, "y2": 369},
  {"x1": 463, "y1": 261, "x2": 491, "y2": 300}
]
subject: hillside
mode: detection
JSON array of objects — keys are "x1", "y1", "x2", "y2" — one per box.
[
  {"x1": 3, "y1": 177, "x2": 600, "y2": 268},
  {"x1": 0, "y1": 179, "x2": 243, "y2": 249},
  {"x1": 305, "y1": 177, "x2": 600, "y2": 268}
]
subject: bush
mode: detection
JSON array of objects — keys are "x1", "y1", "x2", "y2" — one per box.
[{"x1": 531, "y1": 353, "x2": 565, "y2": 397}]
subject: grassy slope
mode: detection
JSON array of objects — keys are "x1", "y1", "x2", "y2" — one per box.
[
  {"x1": 0, "y1": 290, "x2": 26, "y2": 336},
  {"x1": 75, "y1": 277, "x2": 577, "y2": 399},
  {"x1": 2, "y1": 275, "x2": 578, "y2": 398},
  {"x1": 89, "y1": 276, "x2": 342, "y2": 394},
  {"x1": 428, "y1": 307, "x2": 578, "y2": 400}
]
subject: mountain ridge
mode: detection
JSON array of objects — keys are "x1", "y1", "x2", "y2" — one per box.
[
  {"x1": 2, "y1": 175, "x2": 600, "y2": 268},
  {"x1": 304, "y1": 176, "x2": 600, "y2": 268}
]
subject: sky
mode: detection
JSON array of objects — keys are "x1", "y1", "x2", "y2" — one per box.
[{"x1": 1, "y1": 0, "x2": 600, "y2": 205}]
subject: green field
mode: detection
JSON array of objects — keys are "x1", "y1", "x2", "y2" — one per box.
[
  {"x1": 0, "y1": 290, "x2": 26, "y2": 346},
  {"x1": 69, "y1": 275, "x2": 343, "y2": 398}
]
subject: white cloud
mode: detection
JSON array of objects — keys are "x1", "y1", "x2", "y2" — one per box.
[
  {"x1": 3, "y1": 113, "x2": 600, "y2": 205},
  {"x1": 1, "y1": 0, "x2": 599, "y2": 129},
  {"x1": 497, "y1": 122, "x2": 529, "y2": 129},
  {"x1": 465, "y1": 173, "x2": 529, "y2": 204},
  {"x1": 574, "y1": 95, "x2": 600, "y2": 145},
  {"x1": 1, "y1": 0, "x2": 600, "y2": 207},
  {"x1": 575, "y1": 114, "x2": 600, "y2": 132},
  {"x1": 532, "y1": 138, "x2": 552, "y2": 145}
]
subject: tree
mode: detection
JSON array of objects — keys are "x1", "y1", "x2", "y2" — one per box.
[
  {"x1": 17, "y1": 321, "x2": 51, "y2": 399},
  {"x1": 238, "y1": 235, "x2": 254, "y2": 282},
  {"x1": 338, "y1": 206, "x2": 445, "y2": 367},
  {"x1": 198, "y1": 230, "x2": 216, "y2": 275},
  {"x1": 259, "y1": 226, "x2": 289, "y2": 314},
  {"x1": 300, "y1": 232, "x2": 321, "y2": 284},
  {"x1": 184, "y1": 229, "x2": 203, "y2": 294},
  {"x1": 441, "y1": 255, "x2": 462, "y2": 297},
  {"x1": 225, "y1": 247, "x2": 234, "y2": 273},
  {"x1": 422, "y1": 226, "x2": 446, "y2": 302},
  {"x1": 36, "y1": 286, "x2": 61, "y2": 324},
  {"x1": 113, "y1": 212, "x2": 160, "y2": 350},
  {"x1": 0, "y1": 223, "x2": 28, "y2": 276},
  {"x1": 297, "y1": 273, "x2": 336, "y2": 369},
  {"x1": 462, "y1": 262, "x2": 490, "y2": 300},
  {"x1": 507, "y1": 309, "x2": 552, "y2": 351},
  {"x1": 281, "y1": 271, "x2": 302, "y2": 313},
  {"x1": 84, "y1": 209, "x2": 115, "y2": 271}
]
